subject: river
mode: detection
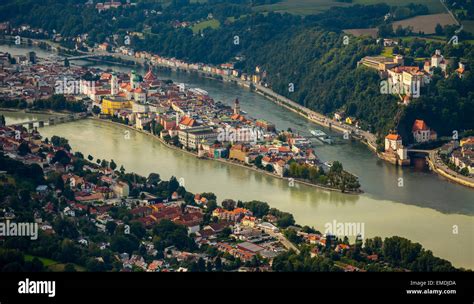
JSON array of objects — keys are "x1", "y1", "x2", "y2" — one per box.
[{"x1": 1, "y1": 43, "x2": 473, "y2": 269}]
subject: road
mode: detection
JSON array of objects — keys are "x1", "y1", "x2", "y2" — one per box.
[
  {"x1": 253, "y1": 83, "x2": 378, "y2": 151},
  {"x1": 267, "y1": 230, "x2": 300, "y2": 254},
  {"x1": 428, "y1": 150, "x2": 474, "y2": 187}
]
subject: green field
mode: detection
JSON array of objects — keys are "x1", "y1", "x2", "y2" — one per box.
[
  {"x1": 25, "y1": 254, "x2": 86, "y2": 271},
  {"x1": 353, "y1": 0, "x2": 446, "y2": 14},
  {"x1": 381, "y1": 46, "x2": 393, "y2": 57},
  {"x1": 462, "y1": 20, "x2": 474, "y2": 34},
  {"x1": 254, "y1": 0, "x2": 447, "y2": 15},
  {"x1": 25, "y1": 255, "x2": 58, "y2": 266},
  {"x1": 253, "y1": 0, "x2": 350, "y2": 15},
  {"x1": 192, "y1": 19, "x2": 221, "y2": 34}
]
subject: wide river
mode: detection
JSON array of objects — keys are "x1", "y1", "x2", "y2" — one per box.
[{"x1": 1, "y1": 44, "x2": 473, "y2": 269}]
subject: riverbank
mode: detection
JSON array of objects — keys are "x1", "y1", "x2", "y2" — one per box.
[
  {"x1": 92, "y1": 117, "x2": 362, "y2": 195},
  {"x1": 427, "y1": 151, "x2": 474, "y2": 189}
]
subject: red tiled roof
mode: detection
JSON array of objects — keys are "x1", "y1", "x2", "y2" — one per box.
[
  {"x1": 179, "y1": 116, "x2": 196, "y2": 127},
  {"x1": 386, "y1": 133, "x2": 401, "y2": 141},
  {"x1": 412, "y1": 119, "x2": 429, "y2": 132},
  {"x1": 144, "y1": 69, "x2": 157, "y2": 81}
]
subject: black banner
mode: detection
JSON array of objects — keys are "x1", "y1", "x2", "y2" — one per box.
[{"x1": 0, "y1": 272, "x2": 472, "y2": 303}]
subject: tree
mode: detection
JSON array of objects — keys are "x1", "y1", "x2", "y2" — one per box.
[
  {"x1": 52, "y1": 150, "x2": 70, "y2": 166},
  {"x1": 147, "y1": 173, "x2": 161, "y2": 185},
  {"x1": 86, "y1": 259, "x2": 105, "y2": 272},
  {"x1": 87, "y1": 155, "x2": 93, "y2": 161},
  {"x1": 100, "y1": 159, "x2": 109, "y2": 168},
  {"x1": 64, "y1": 263, "x2": 77, "y2": 272},
  {"x1": 277, "y1": 213, "x2": 295, "y2": 228},
  {"x1": 435, "y1": 23, "x2": 444, "y2": 35},
  {"x1": 92, "y1": 105, "x2": 101, "y2": 115},
  {"x1": 215, "y1": 257, "x2": 222, "y2": 271},
  {"x1": 152, "y1": 220, "x2": 196, "y2": 251},
  {"x1": 55, "y1": 174, "x2": 65, "y2": 191},
  {"x1": 54, "y1": 219, "x2": 79, "y2": 239},
  {"x1": 201, "y1": 192, "x2": 217, "y2": 201},
  {"x1": 18, "y1": 189, "x2": 31, "y2": 204},
  {"x1": 110, "y1": 160, "x2": 117, "y2": 171},
  {"x1": 51, "y1": 136, "x2": 71, "y2": 151},
  {"x1": 17, "y1": 142, "x2": 30, "y2": 156},
  {"x1": 168, "y1": 176, "x2": 180, "y2": 192},
  {"x1": 2, "y1": 262, "x2": 24, "y2": 272},
  {"x1": 330, "y1": 161, "x2": 343, "y2": 174},
  {"x1": 378, "y1": 23, "x2": 393, "y2": 37},
  {"x1": 220, "y1": 227, "x2": 232, "y2": 237},
  {"x1": 196, "y1": 257, "x2": 206, "y2": 272},
  {"x1": 284, "y1": 229, "x2": 302, "y2": 244},
  {"x1": 106, "y1": 221, "x2": 117, "y2": 235},
  {"x1": 221, "y1": 199, "x2": 236, "y2": 211},
  {"x1": 130, "y1": 222, "x2": 146, "y2": 239},
  {"x1": 24, "y1": 257, "x2": 44, "y2": 272},
  {"x1": 110, "y1": 235, "x2": 140, "y2": 254},
  {"x1": 242, "y1": 201, "x2": 269, "y2": 218}
]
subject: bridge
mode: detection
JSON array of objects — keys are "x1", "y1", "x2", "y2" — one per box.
[
  {"x1": 407, "y1": 148, "x2": 432, "y2": 154},
  {"x1": 6, "y1": 113, "x2": 87, "y2": 129},
  {"x1": 53, "y1": 53, "x2": 109, "y2": 63},
  {"x1": 65, "y1": 54, "x2": 106, "y2": 60}
]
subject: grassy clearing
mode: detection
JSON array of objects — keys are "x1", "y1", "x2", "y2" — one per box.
[
  {"x1": 253, "y1": 0, "x2": 350, "y2": 15},
  {"x1": 25, "y1": 254, "x2": 58, "y2": 267},
  {"x1": 24, "y1": 254, "x2": 86, "y2": 272},
  {"x1": 393, "y1": 36, "x2": 445, "y2": 43},
  {"x1": 48, "y1": 263, "x2": 86, "y2": 272},
  {"x1": 254, "y1": 0, "x2": 446, "y2": 15},
  {"x1": 353, "y1": 0, "x2": 446, "y2": 14},
  {"x1": 461, "y1": 20, "x2": 474, "y2": 34},
  {"x1": 191, "y1": 19, "x2": 221, "y2": 34},
  {"x1": 381, "y1": 46, "x2": 393, "y2": 57}
]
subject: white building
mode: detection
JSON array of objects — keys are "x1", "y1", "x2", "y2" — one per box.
[{"x1": 412, "y1": 119, "x2": 437, "y2": 143}]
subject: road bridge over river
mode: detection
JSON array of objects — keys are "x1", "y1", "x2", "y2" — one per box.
[{"x1": 6, "y1": 113, "x2": 87, "y2": 130}]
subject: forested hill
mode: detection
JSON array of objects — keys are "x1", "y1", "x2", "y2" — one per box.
[
  {"x1": 240, "y1": 26, "x2": 474, "y2": 140},
  {"x1": 1, "y1": 0, "x2": 473, "y2": 139},
  {"x1": 241, "y1": 28, "x2": 399, "y2": 135}
]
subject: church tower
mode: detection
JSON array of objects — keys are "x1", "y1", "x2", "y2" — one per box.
[
  {"x1": 130, "y1": 70, "x2": 139, "y2": 89},
  {"x1": 233, "y1": 98, "x2": 240, "y2": 115},
  {"x1": 110, "y1": 72, "x2": 118, "y2": 95}
]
